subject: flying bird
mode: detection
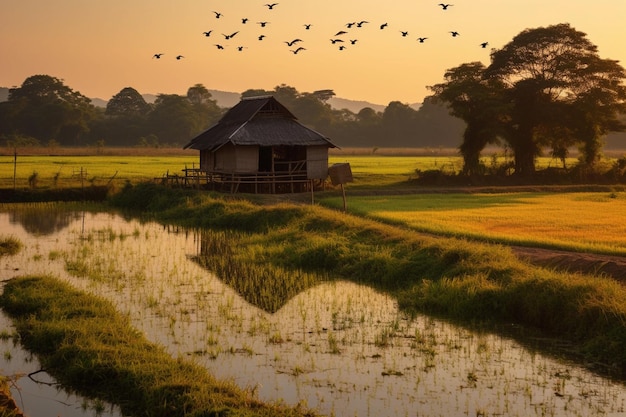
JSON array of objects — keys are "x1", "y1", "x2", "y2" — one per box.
[
  {"x1": 285, "y1": 39, "x2": 303, "y2": 46},
  {"x1": 450, "y1": 31, "x2": 460, "y2": 37},
  {"x1": 153, "y1": 53, "x2": 164, "y2": 59},
  {"x1": 357, "y1": 21, "x2": 369, "y2": 27},
  {"x1": 346, "y1": 22, "x2": 356, "y2": 28},
  {"x1": 438, "y1": 3, "x2": 453, "y2": 9},
  {"x1": 304, "y1": 24, "x2": 312, "y2": 30},
  {"x1": 213, "y1": 11, "x2": 223, "y2": 18},
  {"x1": 330, "y1": 39, "x2": 345, "y2": 44},
  {"x1": 335, "y1": 30, "x2": 348, "y2": 36},
  {"x1": 480, "y1": 42, "x2": 489, "y2": 48},
  {"x1": 202, "y1": 31, "x2": 212, "y2": 37},
  {"x1": 222, "y1": 31, "x2": 239, "y2": 40},
  {"x1": 338, "y1": 45, "x2": 347, "y2": 51},
  {"x1": 290, "y1": 47, "x2": 306, "y2": 54},
  {"x1": 175, "y1": 55, "x2": 184, "y2": 60},
  {"x1": 349, "y1": 39, "x2": 358, "y2": 44},
  {"x1": 264, "y1": 3, "x2": 279, "y2": 9},
  {"x1": 214, "y1": 44, "x2": 225, "y2": 49},
  {"x1": 380, "y1": 23, "x2": 388, "y2": 29},
  {"x1": 258, "y1": 34, "x2": 266, "y2": 40},
  {"x1": 417, "y1": 37, "x2": 428, "y2": 43},
  {"x1": 237, "y1": 46, "x2": 247, "y2": 51},
  {"x1": 400, "y1": 31, "x2": 409, "y2": 37},
  {"x1": 257, "y1": 21, "x2": 270, "y2": 27},
  {"x1": 242, "y1": 18, "x2": 249, "y2": 24}
]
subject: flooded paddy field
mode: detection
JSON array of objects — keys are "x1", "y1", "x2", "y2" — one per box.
[{"x1": 1, "y1": 206, "x2": 625, "y2": 417}]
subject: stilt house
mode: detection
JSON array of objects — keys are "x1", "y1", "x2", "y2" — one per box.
[{"x1": 183, "y1": 96, "x2": 337, "y2": 193}]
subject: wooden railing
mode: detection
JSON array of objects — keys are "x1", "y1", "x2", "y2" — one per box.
[{"x1": 158, "y1": 166, "x2": 317, "y2": 194}]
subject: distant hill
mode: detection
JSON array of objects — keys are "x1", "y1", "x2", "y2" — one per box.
[
  {"x1": 328, "y1": 97, "x2": 421, "y2": 113},
  {"x1": 90, "y1": 97, "x2": 108, "y2": 107}
]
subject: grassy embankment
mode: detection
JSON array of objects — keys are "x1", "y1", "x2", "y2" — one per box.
[{"x1": 108, "y1": 183, "x2": 626, "y2": 375}]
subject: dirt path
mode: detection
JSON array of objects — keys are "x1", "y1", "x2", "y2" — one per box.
[{"x1": 511, "y1": 246, "x2": 626, "y2": 282}]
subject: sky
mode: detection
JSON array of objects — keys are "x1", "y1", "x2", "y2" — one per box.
[{"x1": 1, "y1": 0, "x2": 625, "y2": 106}]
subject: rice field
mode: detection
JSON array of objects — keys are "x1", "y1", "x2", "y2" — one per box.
[
  {"x1": 319, "y1": 191, "x2": 626, "y2": 256},
  {"x1": 3, "y1": 207, "x2": 626, "y2": 417},
  {"x1": 0, "y1": 153, "x2": 197, "y2": 189},
  {"x1": 0, "y1": 149, "x2": 583, "y2": 189}
]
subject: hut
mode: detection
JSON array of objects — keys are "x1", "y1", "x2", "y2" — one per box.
[{"x1": 183, "y1": 96, "x2": 337, "y2": 193}]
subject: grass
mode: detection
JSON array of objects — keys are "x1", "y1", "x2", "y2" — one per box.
[
  {"x1": 318, "y1": 191, "x2": 626, "y2": 256},
  {"x1": 0, "y1": 236, "x2": 22, "y2": 257},
  {"x1": 109, "y1": 183, "x2": 626, "y2": 375},
  {"x1": 0, "y1": 275, "x2": 318, "y2": 417}
]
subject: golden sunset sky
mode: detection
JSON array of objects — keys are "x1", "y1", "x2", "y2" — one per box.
[{"x1": 1, "y1": 0, "x2": 624, "y2": 106}]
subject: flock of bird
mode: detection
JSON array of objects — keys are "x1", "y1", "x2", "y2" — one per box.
[{"x1": 152, "y1": 3, "x2": 489, "y2": 60}]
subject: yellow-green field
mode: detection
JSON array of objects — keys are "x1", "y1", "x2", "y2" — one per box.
[
  {"x1": 0, "y1": 148, "x2": 582, "y2": 189},
  {"x1": 319, "y1": 192, "x2": 626, "y2": 256},
  {"x1": 0, "y1": 154, "x2": 197, "y2": 189}
]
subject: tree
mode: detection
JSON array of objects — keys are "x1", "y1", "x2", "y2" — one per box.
[
  {"x1": 187, "y1": 84, "x2": 223, "y2": 130},
  {"x1": 566, "y1": 55, "x2": 626, "y2": 166},
  {"x1": 486, "y1": 23, "x2": 626, "y2": 176},
  {"x1": 382, "y1": 101, "x2": 418, "y2": 146},
  {"x1": 187, "y1": 84, "x2": 212, "y2": 105},
  {"x1": 148, "y1": 94, "x2": 202, "y2": 145},
  {"x1": 6, "y1": 75, "x2": 96, "y2": 145},
  {"x1": 312, "y1": 89, "x2": 336, "y2": 102},
  {"x1": 429, "y1": 62, "x2": 505, "y2": 175},
  {"x1": 291, "y1": 92, "x2": 333, "y2": 129},
  {"x1": 241, "y1": 88, "x2": 273, "y2": 99},
  {"x1": 106, "y1": 87, "x2": 150, "y2": 117}
]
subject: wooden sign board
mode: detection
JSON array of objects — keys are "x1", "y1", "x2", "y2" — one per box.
[{"x1": 328, "y1": 163, "x2": 353, "y2": 185}]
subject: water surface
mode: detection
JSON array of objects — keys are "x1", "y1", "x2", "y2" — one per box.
[{"x1": 1, "y1": 207, "x2": 625, "y2": 417}]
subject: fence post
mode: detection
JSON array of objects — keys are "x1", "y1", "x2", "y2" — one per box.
[{"x1": 13, "y1": 148, "x2": 17, "y2": 190}]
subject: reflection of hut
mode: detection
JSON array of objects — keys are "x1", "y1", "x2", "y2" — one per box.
[
  {"x1": 194, "y1": 230, "x2": 322, "y2": 313},
  {"x1": 183, "y1": 96, "x2": 337, "y2": 193}
]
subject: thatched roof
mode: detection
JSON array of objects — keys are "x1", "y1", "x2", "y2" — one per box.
[{"x1": 183, "y1": 96, "x2": 336, "y2": 151}]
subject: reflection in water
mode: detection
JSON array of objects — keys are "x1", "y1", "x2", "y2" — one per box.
[
  {"x1": 1, "y1": 207, "x2": 626, "y2": 417},
  {"x1": 9, "y1": 206, "x2": 82, "y2": 236},
  {"x1": 193, "y1": 230, "x2": 324, "y2": 313}
]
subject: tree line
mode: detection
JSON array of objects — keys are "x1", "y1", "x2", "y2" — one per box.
[{"x1": 0, "y1": 77, "x2": 464, "y2": 150}]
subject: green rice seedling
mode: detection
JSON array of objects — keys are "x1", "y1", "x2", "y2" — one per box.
[
  {"x1": 327, "y1": 332, "x2": 340, "y2": 354},
  {"x1": 0, "y1": 236, "x2": 22, "y2": 257},
  {"x1": 269, "y1": 332, "x2": 284, "y2": 344},
  {"x1": 374, "y1": 327, "x2": 393, "y2": 348},
  {"x1": 48, "y1": 250, "x2": 62, "y2": 261}
]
